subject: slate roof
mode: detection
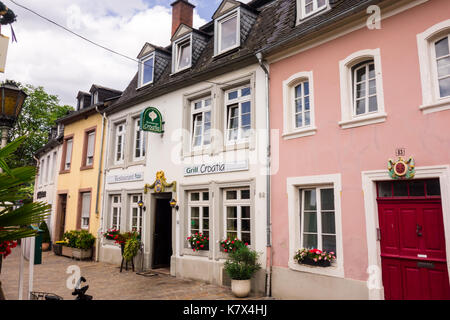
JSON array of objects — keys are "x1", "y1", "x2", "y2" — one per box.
[{"x1": 106, "y1": 0, "x2": 382, "y2": 114}]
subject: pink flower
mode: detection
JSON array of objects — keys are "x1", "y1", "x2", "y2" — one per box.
[{"x1": 313, "y1": 258, "x2": 318, "y2": 262}]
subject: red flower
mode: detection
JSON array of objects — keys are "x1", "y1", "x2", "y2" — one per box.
[
  {"x1": 224, "y1": 249, "x2": 228, "y2": 252},
  {"x1": 200, "y1": 245, "x2": 204, "y2": 248}
]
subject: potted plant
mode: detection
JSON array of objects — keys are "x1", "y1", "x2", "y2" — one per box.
[
  {"x1": 220, "y1": 237, "x2": 248, "y2": 253},
  {"x1": 187, "y1": 232, "x2": 209, "y2": 251},
  {"x1": 61, "y1": 230, "x2": 95, "y2": 260},
  {"x1": 294, "y1": 248, "x2": 336, "y2": 267},
  {"x1": 223, "y1": 245, "x2": 261, "y2": 298},
  {"x1": 39, "y1": 221, "x2": 51, "y2": 251}
]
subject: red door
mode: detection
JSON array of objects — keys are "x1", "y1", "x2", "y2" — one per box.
[{"x1": 378, "y1": 198, "x2": 450, "y2": 300}]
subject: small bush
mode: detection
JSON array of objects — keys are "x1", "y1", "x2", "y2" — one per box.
[
  {"x1": 63, "y1": 230, "x2": 95, "y2": 249},
  {"x1": 39, "y1": 221, "x2": 51, "y2": 243},
  {"x1": 224, "y1": 246, "x2": 261, "y2": 280}
]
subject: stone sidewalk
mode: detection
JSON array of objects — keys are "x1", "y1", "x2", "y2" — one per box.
[{"x1": 0, "y1": 247, "x2": 268, "y2": 300}]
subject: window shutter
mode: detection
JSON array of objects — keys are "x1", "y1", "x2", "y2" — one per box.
[
  {"x1": 65, "y1": 139, "x2": 73, "y2": 168},
  {"x1": 87, "y1": 132, "x2": 95, "y2": 160}
]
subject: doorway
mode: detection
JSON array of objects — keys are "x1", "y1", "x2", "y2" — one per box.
[
  {"x1": 377, "y1": 179, "x2": 450, "y2": 300},
  {"x1": 55, "y1": 193, "x2": 67, "y2": 242},
  {"x1": 152, "y1": 194, "x2": 173, "y2": 269}
]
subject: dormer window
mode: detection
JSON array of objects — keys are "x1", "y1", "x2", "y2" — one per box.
[
  {"x1": 173, "y1": 35, "x2": 192, "y2": 73},
  {"x1": 78, "y1": 98, "x2": 84, "y2": 111},
  {"x1": 215, "y1": 9, "x2": 240, "y2": 55},
  {"x1": 91, "y1": 91, "x2": 98, "y2": 105},
  {"x1": 298, "y1": 0, "x2": 329, "y2": 20},
  {"x1": 138, "y1": 53, "x2": 155, "y2": 87}
]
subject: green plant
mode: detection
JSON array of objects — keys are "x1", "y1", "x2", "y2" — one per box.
[
  {"x1": 294, "y1": 248, "x2": 336, "y2": 267},
  {"x1": 39, "y1": 221, "x2": 50, "y2": 243},
  {"x1": 220, "y1": 237, "x2": 248, "y2": 253},
  {"x1": 62, "y1": 230, "x2": 95, "y2": 249},
  {"x1": 223, "y1": 246, "x2": 261, "y2": 280},
  {"x1": 123, "y1": 238, "x2": 140, "y2": 262},
  {"x1": 187, "y1": 232, "x2": 208, "y2": 251}
]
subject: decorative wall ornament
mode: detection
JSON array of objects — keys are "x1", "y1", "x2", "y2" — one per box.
[
  {"x1": 144, "y1": 171, "x2": 176, "y2": 194},
  {"x1": 388, "y1": 157, "x2": 415, "y2": 180}
]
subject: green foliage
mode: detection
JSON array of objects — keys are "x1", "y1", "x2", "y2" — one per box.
[
  {"x1": 7, "y1": 83, "x2": 73, "y2": 169},
  {"x1": 223, "y1": 246, "x2": 261, "y2": 280},
  {"x1": 39, "y1": 221, "x2": 50, "y2": 243},
  {"x1": 0, "y1": 137, "x2": 50, "y2": 243},
  {"x1": 123, "y1": 238, "x2": 140, "y2": 262},
  {"x1": 63, "y1": 230, "x2": 95, "y2": 249}
]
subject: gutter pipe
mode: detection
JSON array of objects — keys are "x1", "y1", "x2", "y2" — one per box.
[{"x1": 256, "y1": 52, "x2": 272, "y2": 297}]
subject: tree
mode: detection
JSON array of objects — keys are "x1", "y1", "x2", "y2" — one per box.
[{"x1": 6, "y1": 84, "x2": 73, "y2": 168}]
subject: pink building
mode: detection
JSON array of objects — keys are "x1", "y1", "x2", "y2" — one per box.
[{"x1": 263, "y1": 0, "x2": 450, "y2": 299}]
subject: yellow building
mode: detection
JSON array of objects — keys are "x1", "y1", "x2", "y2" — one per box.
[{"x1": 54, "y1": 86, "x2": 121, "y2": 257}]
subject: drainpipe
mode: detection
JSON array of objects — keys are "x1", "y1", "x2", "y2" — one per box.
[
  {"x1": 95, "y1": 105, "x2": 107, "y2": 262},
  {"x1": 256, "y1": 52, "x2": 272, "y2": 297}
]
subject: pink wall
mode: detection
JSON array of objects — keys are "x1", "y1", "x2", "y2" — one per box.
[{"x1": 269, "y1": 0, "x2": 450, "y2": 281}]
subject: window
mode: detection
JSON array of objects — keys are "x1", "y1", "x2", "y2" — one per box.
[
  {"x1": 173, "y1": 35, "x2": 192, "y2": 73},
  {"x1": 78, "y1": 98, "x2": 84, "y2": 111},
  {"x1": 417, "y1": 21, "x2": 450, "y2": 113},
  {"x1": 133, "y1": 119, "x2": 146, "y2": 161},
  {"x1": 130, "y1": 194, "x2": 143, "y2": 234},
  {"x1": 114, "y1": 123, "x2": 125, "y2": 164},
  {"x1": 45, "y1": 155, "x2": 50, "y2": 183},
  {"x1": 216, "y1": 10, "x2": 239, "y2": 55},
  {"x1": 188, "y1": 191, "x2": 210, "y2": 241},
  {"x1": 83, "y1": 129, "x2": 96, "y2": 168},
  {"x1": 61, "y1": 137, "x2": 73, "y2": 172},
  {"x1": 300, "y1": 187, "x2": 336, "y2": 254},
  {"x1": 352, "y1": 61, "x2": 378, "y2": 116},
  {"x1": 80, "y1": 192, "x2": 91, "y2": 230},
  {"x1": 139, "y1": 53, "x2": 154, "y2": 87},
  {"x1": 298, "y1": 0, "x2": 328, "y2": 20},
  {"x1": 294, "y1": 81, "x2": 312, "y2": 128},
  {"x1": 91, "y1": 91, "x2": 99, "y2": 105},
  {"x1": 52, "y1": 151, "x2": 57, "y2": 181},
  {"x1": 434, "y1": 35, "x2": 450, "y2": 99},
  {"x1": 339, "y1": 49, "x2": 386, "y2": 129},
  {"x1": 39, "y1": 159, "x2": 44, "y2": 186},
  {"x1": 223, "y1": 188, "x2": 251, "y2": 245},
  {"x1": 111, "y1": 195, "x2": 122, "y2": 230},
  {"x1": 191, "y1": 97, "x2": 212, "y2": 149},
  {"x1": 225, "y1": 86, "x2": 251, "y2": 143}
]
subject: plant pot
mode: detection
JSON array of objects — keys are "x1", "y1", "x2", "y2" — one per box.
[
  {"x1": 53, "y1": 243, "x2": 62, "y2": 256},
  {"x1": 72, "y1": 248, "x2": 92, "y2": 260},
  {"x1": 299, "y1": 257, "x2": 331, "y2": 267},
  {"x1": 42, "y1": 242, "x2": 50, "y2": 252},
  {"x1": 61, "y1": 246, "x2": 73, "y2": 258},
  {"x1": 231, "y1": 279, "x2": 251, "y2": 298}
]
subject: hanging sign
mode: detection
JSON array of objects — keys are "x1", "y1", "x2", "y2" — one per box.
[
  {"x1": 0, "y1": 34, "x2": 9, "y2": 73},
  {"x1": 140, "y1": 107, "x2": 164, "y2": 133},
  {"x1": 388, "y1": 157, "x2": 415, "y2": 180},
  {"x1": 184, "y1": 160, "x2": 249, "y2": 177},
  {"x1": 144, "y1": 171, "x2": 176, "y2": 194}
]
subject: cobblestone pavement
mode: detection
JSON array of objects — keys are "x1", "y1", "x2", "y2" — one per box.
[{"x1": 1, "y1": 247, "x2": 268, "y2": 300}]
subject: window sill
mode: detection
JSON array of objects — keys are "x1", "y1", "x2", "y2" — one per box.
[
  {"x1": 339, "y1": 112, "x2": 387, "y2": 129},
  {"x1": 288, "y1": 260, "x2": 344, "y2": 278},
  {"x1": 223, "y1": 141, "x2": 250, "y2": 152},
  {"x1": 181, "y1": 248, "x2": 210, "y2": 258},
  {"x1": 59, "y1": 169, "x2": 71, "y2": 174},
  {"x1": 170, "y1": 66, "x2": 191, "y2": 77},
  {"x1": 419, "y1": 98, "x2": 450, "y2": 114},
  {"x1": 213, "y1": 45, "x2": 240, "y2": 60},
  {"x1": 282, "y1": 127, "x2": 317, "y2": 140},
  {"x1": 80, "y1": 165, "x2": 94, "y2": 171},
  {"x1": 136, "y1": 81, "x2": 153, "y2": 91}
]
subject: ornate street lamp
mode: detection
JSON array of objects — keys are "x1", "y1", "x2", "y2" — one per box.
[{"x1": 0, "y1": 80, "x2": 27, "y2": 147}]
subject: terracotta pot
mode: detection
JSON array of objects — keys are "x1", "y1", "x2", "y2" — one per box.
[
  {"x1": 42, "y1": 242, "x2": 50, "y2": 252},
  {"x1": 231, "y1": 279, "x2": 251, "y2": 298}
]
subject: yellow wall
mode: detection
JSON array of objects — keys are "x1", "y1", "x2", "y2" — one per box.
[{"x1": 57, "y1": 112, "x2": 106, "y2": 239}]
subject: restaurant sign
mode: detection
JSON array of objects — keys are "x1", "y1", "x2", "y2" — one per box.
[
  {"x1": 140, "y1": 107, "x2": 164, "y2": 133},
  {"x1": 107, "y1": 172, "x2": 144, "y2": 184},
  {"x1": 184, "y1": 160, "x2": 249, "y2": 176}
]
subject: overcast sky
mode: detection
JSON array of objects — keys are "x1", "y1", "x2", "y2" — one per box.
[{"x1": 0, "y1": 0, "x2": 250, "y2": 106}]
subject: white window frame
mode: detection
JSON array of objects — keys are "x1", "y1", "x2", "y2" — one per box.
[
  {"x1": 133, "y1": 118, "x2": 146, "y2": 161},
  {"x1": 39, "y1": 159, "x2": 44, "y2": 186},
  {"x1": 45, "y1": 154, "x2": 50, "y2": 184},
  {"x1": 287, "y1": 174, "x2": 344, "y2": 278},
  {"x1": 80, "y1": 192, "x2": 91, "y2": 230},
  {"x1": 114, "y1": 123, "x2": 125, "y2": 165},
  {"x1": 223, "y1": 188, "x2": 252, "y2": 246},
  {"x1": 172, "y1": 34, "x2": 192, "y2": 74},
  {"x1": 190, "y1": 97, "x2": 212, "y2": 151},
  {"x1": 138, "y1": 53, "x2": 155, "y2": 88},
  {"x1": 352, "y1": 61, "x2": 378, "y2": 117},
  {"x1": 64, "y1": 138, "x2": 73, "y2": 171},
  {"x1": 187, "y1": 191, "x2": 210, "y2": 242},
  {"x1": 339, "y1": 48, "x2": 386, "y2": 129},
  {"x1": 92, "y1": 91, "x2": 99, "y2": 105},
  {"x1": 297, "y1": 0, "x2": 329, "y2": 22},
  {"x1": 215, "y1": 8, "x2": 240, "y2": 56},
  {"x1": 129, "y1": 194, "x2": 143, "y2": 234},
  {"x1": 282, "y1": 71, "x2": 317, "y2": 139},
  {"x1": 224, "y1": 85, "x2": 252, "y2": 145},
  {"x1": 110, "y1": 195, "x2": 122, "y2": 230},
  {"x1": 417, "y1": 20, "x2": 450, "y2": 114},
  {"x1": 86, "y1": 131, "x2": 95, "y2": 166}
]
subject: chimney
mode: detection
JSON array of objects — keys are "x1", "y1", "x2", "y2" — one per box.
[{"x1": 171, "y1": 0, "x2": 195, "y2": 37}]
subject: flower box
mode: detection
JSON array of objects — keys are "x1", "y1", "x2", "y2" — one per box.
[
  {"x1": 61, "y1": 245, "x2": 73, "y2": 258},
  {"x1": 294, "y1": 248, "x2": 336, "y2": 268},
  {"x1": 299, "y1": 256, "x2": 331, "y2": 267},
  {"x1": 72, "y1": 248, "x2": 92, "y2": 260}
]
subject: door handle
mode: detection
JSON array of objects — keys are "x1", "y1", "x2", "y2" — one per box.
[{"x1": 416, "y1": 224, "x2": 423, "y2": 237}]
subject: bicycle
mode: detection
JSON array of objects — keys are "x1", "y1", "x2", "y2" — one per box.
[{"x1": 30, "y1": 277, "x2": 92, "y2": 300}]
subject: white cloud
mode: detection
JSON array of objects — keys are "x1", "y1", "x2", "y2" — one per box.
[{"x1": 0, "y1": 0, "x2": 207, "y2": 106}]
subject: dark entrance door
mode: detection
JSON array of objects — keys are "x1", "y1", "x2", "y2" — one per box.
[
  {"x1": 152, "y1": 197, "x2": 172, "y2": 269},
  {"x1": 56, "y1": 194, "x2": 67, "y2": 241},
  {"x1": 377, "y1": 179, "x2": 450, "y2": 300}
]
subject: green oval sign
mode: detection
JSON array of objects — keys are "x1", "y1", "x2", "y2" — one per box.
[{"x1": 140, "y1": 107, "x2": 164, "y2": 133}]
